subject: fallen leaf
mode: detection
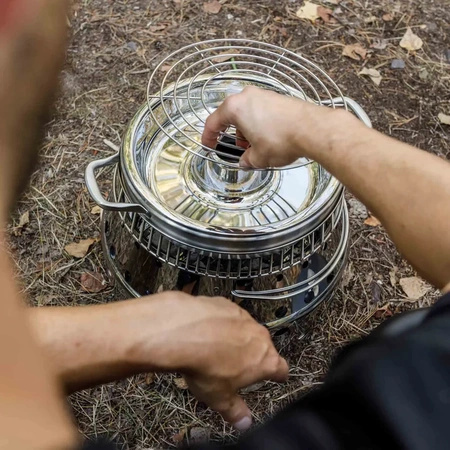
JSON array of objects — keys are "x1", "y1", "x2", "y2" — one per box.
[
  {"x1": 418, "y1": 68, "x2": 429, "y2": 81},
  {"x1": 364, "y1": 15, "x2": 378, "y2": 24},
  {"x1": 359, "y1": 67, "x2": 382, "y2": 86},
  {"x1": 160, "y1": 64, "x2": 173, "y2": 72},
  {"x1": 174, "y1": 377, "x2": 188, "y2": 390},
  {"x1": 296, "y1": 1, "x2": 320, "y2": 22},
  {"x1": 382, "y1": 13, "x2": 394, "y2": 21},
  {"x1": 364, "y1": 215, "x2": 382, "y2": 226},
  {"x1": 317, "y1": 6, "x2": 335, "y2": 23},
  {"x1": 389, "y1": 269, "x2": 397, "y2": 287},
  {"x1": 342, "y1": 43, "x2": 367, "y2": 61},
  {"x1": 241, "y1": 381, "x2": 265, "y2": 393},
  {"x1": 65, "y1": 238, "x2": 96, "y2": 258},
  {"x1": 212, "y1": 50, "x2": 240, "y2": 63},
  {"x1": 80, "y1": 271, "x2": 107, "y2": 293},
  {"x1": 203, "y1": 0, "x2": 222, "y2": 14},
  {"x1": 371, "y1": 281, "x2": 382, "y2": 303},
  {"x1": 438, "y1": 113, "x2": 450, "y2": 125},
  {"x1": 149, "y1": 24, "x2": 166, "y2": 32},
  {"x1": 374, "y1": 304, "x2": 393, "y2": 319},
  {"x1": 36, "y1": 294, "x2": 58, "y2": 306},
  {"x1": 172, "y1": 429, "x2": 186, "y2": 445},
  {"x1": 341, "y1": 262, "x2": 354, "y2": 289},
  {"x1": 400, "y1": 27, "x2": 423, "y2": 52},
  {"x1": 18, "y1": 211, "x2": 30, "y2": 227},
  {"x1": 13, "y1": 210, "x2": 30, "y2": 236},
  {"x1": 145, "y1": 373, "x2": 156, "y2": 385},
  {"x1": 190, "y1": 427, "x2": 210, "y2": 445},
  {"x1": 91, "y1": 205, "x2": 102, "y2": 215},
  {"x1": 371, "y1": 38, "x2": 388, "y2": 50},
  {"x1": 399, "y1": 276, "x2": 430, "y2": 300}
]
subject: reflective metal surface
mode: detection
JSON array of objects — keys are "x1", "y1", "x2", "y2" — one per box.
[
  {"x1": 146, "y1": 39, "x2": 350, "y2": 167},
  {"x1": 112, "y1": 167, "x2": 344, "y2": 277},
  {"x1": 101, "y1": 204, "x2": 348, "y2": 329},
  {"x1": 117, "y1": 94, "x2": 343, "y2": 253}
]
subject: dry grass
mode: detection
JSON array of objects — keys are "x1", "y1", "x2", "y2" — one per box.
[{"x1": 7, "y1": 0, "x2": 450, "y2": 448}]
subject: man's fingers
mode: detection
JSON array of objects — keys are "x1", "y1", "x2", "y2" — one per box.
[
  {"x1": 235, "y1": 129, "x2": 249, "y2": 150},
  {"x1": 202, "y1": 96, "x2": 238, "y2": 149},
  {"x1": 214, "y1": 394, "x2": 252, "y2": 432},
  {"x1": 239, "y1": 147, "x2": 265, "y2": 169},
  {"x1": 270, "y1": 356, "x2": 289, "y2": 383}
]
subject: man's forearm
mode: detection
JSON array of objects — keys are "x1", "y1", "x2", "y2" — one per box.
[
  {"x1": 306, "y1": 111, "x2": 450, "y2": 290},
  {"x1": 28, "y1": 298, "x2": 181, "y2": 393}
]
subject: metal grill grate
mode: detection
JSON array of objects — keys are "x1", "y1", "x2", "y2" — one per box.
[{"x1": 146, "y1": 39, "x2": 348, "y2": 170}]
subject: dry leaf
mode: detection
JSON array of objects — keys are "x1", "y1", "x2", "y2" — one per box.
[
  {"x1": 317, "y1": 6, "x2": 335, "y2": 23},
  {"x1": 65, "y1": 238, "x2": 96, "y2": 258},
  {"x1": 371, "y1": 38, "x2": 388, "y2": 50},
  {"x1": 399, "y1": 277, "x2": 430, "y2": 300},
  {"x1": 174, "y1": 377, "x2": 188, "y2": 390},
  {"x1": 203, "y1": 0, "x2": 222, "y2": 14},
  {"x1": 36, "y1": 294, "x2": 58, "y2": 306},
  {"x1": 382, "y1": 13, "x2": 394, "y2": 21},
  {"x1": 13, "y1": 210, "x2": 30, "y2": 236},
  {"x1": 359, "y1": 67, "x2": 382, "y2": 86},
  {"x1": 172, "y1": 429, "x2": 186, "y2": 445},
  {"x1": 389, "y1": 269, "x2": 397, "y2": 287},
  {"x1": 400, "y1": 27, "x2": 423, "y2": 52},
  {"x1": 149, "y1": 24, "x2": 166, "y2": 32},
  {"x1": 145, "y1": 373, "x2": 156, "y2": 385},
  {"x1": 438, "y1": 113, "x2": 450, "y2": 125},
  {"x1": 296, "y1": 1, "x2": 320, "y2": 22},
  {"x1": 341, "y1": 262, "x2": 354, "y2": 289},
  {"x1": 160, "y1": 64, "x2": 173, "y2": 72},
  {"x1": 364, "y1": 215, "x2": 381, "y2": 227},
  {"x1": 241, "y1": 381, "x2": 265, "y2": 393},
  {"x1": 364, "y1": 15, "x2": 378, "y2": 24},
  {"x1": 374, "y1": 304, "x2": 393, "y2": 319},
  {"x1": 18, "y1": 211, "x2": 30, "y2": 227},
  {"x1": 212, "y1": 50, "x2": 240, "y2": 63},
  {"x1": 91, "y1": 205, "x2": 102, "y2": 215},
  {"x1": 80, "y1": 271, "x2": 107, "y2": 293},
  {"x1": 342, "y1": 43, "x2": 367, "y2": 60}
]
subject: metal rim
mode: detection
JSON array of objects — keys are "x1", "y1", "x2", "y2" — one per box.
[{"x1": 115, "y1": 163, "x2": 344, "y2": 259}]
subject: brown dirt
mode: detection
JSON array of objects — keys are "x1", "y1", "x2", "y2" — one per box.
[{"x1": 8, "y1": 0, "x2": 450, "y2": 448}]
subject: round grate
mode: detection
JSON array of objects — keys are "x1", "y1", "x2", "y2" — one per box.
[{"x1": 146, "y1": 38, "x2": 348, "y2": 170}]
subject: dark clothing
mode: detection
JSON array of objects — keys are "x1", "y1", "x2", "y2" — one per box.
[{"x1": 86, "y1": 292, "x2": 450, "y2": 450}]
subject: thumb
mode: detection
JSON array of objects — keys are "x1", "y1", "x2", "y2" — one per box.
[
  {"x1": 214, "y1": 394, "x2": 253, "y2": 432},
  {"x1": 239, "y1": 147, "x2": 264, "y2": 170}
]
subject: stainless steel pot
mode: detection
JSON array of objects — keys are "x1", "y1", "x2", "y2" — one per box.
[{"x1": 85, "y1": 39, "x2": 371, "y2": 329}]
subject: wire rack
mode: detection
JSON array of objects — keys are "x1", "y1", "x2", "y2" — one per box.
[
  {"x1": 110, "y1": 167, "x2": 345, "y2": 279},
  {"x1": 146, "y1": 38, "x2": 348, "y2": 170}
]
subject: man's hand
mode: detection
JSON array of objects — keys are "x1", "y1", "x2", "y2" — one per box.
[
  {"x1": 202, "y1": 86, "x2": 345, "y2": 169},
  {"x1": 156, "y1": 293, "x2": 289, "y2": 431},
  {"x1": 30, "y1": 292, "x2": 288, "y2": 432}
]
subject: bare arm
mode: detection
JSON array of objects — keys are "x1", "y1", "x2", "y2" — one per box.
[
  {"x1": 202, "y1": 87, "x2": 450, "y2": 292},
  {"x1": 28, "y1": 293, "x2": 288, "y2": 431}
]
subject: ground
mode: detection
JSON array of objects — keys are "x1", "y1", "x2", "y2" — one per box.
[{"x1": 7, "y1": 0, "x2": 450, "y2": 448}]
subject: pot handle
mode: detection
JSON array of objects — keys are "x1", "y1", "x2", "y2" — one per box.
[
  {"x1": 322, "y1": 97, "x2": 372, "y2": 128},
  {"x1": 85, "y1": 152, "x2": 146, "y2": 213}
]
